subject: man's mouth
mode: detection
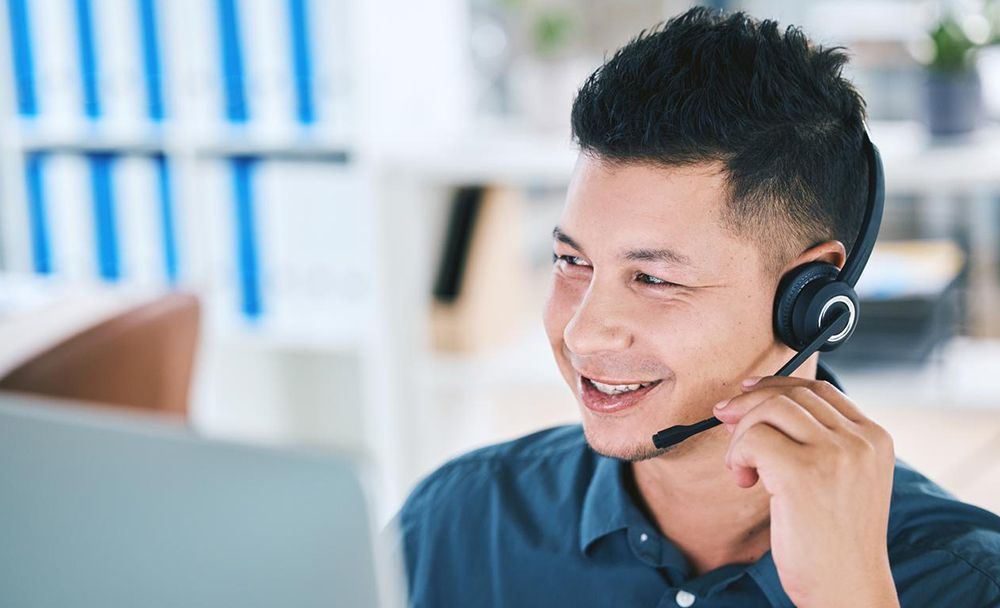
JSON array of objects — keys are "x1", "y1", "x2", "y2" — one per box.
[
  {"x1": 587, "y1": 378, "x2": 659, "y2": 395},
  {"x1": 577, "y1": 374, "x2": 664, "y2": 413}
]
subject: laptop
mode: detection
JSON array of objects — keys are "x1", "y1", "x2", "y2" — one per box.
[{"x1": 0, "y1": 393, "x2": 391, "y2": 607}]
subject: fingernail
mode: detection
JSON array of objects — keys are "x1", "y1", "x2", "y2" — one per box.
[
  {"x1": 741, "y1": 377, "x2": 760, "y2": 387},
  {"x1": 714, "y1": 399, "x2": 730, "y2": 410}
]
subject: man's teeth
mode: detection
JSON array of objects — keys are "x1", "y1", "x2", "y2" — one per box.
[{"x1": 588, "y1": 378, "x2": 656, "y2": 395}]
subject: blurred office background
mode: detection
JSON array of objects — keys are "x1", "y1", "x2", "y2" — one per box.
[{"x1": 1, "y1": 0, "x2": 1000, "y2": 525}]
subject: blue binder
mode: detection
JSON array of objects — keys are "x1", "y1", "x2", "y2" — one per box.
[
  {"x1": 6, "y1": 0, "x2": 38, "y2": 116},
  {"x1": 24, "y1": 153, "x2": 51, "y2": 274},
  {"x1": 89, "y1": 153, "x2": 120, "y2": 281},
  {"x1": 73, "y1": 0, "x2": 101, "y2": 120},
  {"x1": 137, "y1": 0, "x2": 165, "y2": 122},
  {"x1": 217, "y1": 0, "x2": 248, "y2": 123},
  {"x1": 231, "y1": 157, "x2": 261, "y2": 319},
  {"x1": 154, "y1": 154, "x2": 179, "y2": 284},
  {"x1": 288, "y1": 0, "x2": 315, "y2": 125}
]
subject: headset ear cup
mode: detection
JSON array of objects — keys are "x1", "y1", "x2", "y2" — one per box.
[
  {"x1": 808, "y1": 283, "x2": 860, "y2": 352},
  {"x1": 774, "y1": 262, "x2": 840, "y2": 350}
]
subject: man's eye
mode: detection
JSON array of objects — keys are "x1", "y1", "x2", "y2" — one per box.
[
  {"x1": 635, "y1": 272, "x2": 681, "y2": 288},
  {"x1": 553, "y1": 254, "x2": 590, "y2": 267}
]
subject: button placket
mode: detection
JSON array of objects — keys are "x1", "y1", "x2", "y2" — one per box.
[{"x1": 629, "y1": 529, "x2": 659, "y2": 565}]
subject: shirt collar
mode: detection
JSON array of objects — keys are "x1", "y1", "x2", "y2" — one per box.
[
  {"x1": 578, "y1": 453, "x2": 796, "y2": 607},
  {"x1": 579, "y1": 453, "x2": 633, "y2": 554},
  {"x1": 746, "y1": 553, "x2": 796, "y2": 608}
]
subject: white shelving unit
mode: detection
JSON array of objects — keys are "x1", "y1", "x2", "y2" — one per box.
[
  {"x1": 0, "y1": 0, "x2": 475, "y2": 525},
  {"x1": 0, "y1": 1, "x2": 370, "y2": 411},
  {"x1": 0, "y1": 0, "x2": 480, "y2": 524}
]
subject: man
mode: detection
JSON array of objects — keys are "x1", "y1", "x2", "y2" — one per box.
[{"x1": 394, "y1": 8, "x2": 1000, "y2": 607}]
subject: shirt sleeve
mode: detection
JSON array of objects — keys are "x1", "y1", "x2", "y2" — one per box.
[
  {"x1": 392, "y1": 458, "x2": 496, "y2": 607},
  {"x1": 891, "y1": 532, "x2": 1000, "y2": 608}
]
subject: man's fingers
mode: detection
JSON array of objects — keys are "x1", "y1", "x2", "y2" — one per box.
[
  {"x1": 727, "y1": 374, "x2": 894, "y2": 465},
  {"x1": 726, "y1": 394, "x2": 827, "y2": 446},
  {"x1": 726, "y1": 423, "x2": 802, "y2": 491},
  {"x1": 737, "y1": 375, "x2": 867, "y2": 423},
  {"x1": 715, "y1": 384, "x2": 850, "y2": 431}
]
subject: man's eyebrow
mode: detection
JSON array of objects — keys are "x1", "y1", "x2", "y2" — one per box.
[
  {"x1": 552, "y1": 227, "x2": 585, "y2": 253},
  {"x1": 553, "y1": 226, "x2": 694, "y2": 268},
  {"x1": 623, "y1": 247, "x2": 693, "y2": 268}
]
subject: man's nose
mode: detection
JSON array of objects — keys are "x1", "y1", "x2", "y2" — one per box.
[{"x1": 563, "y1": 282, "x2": 633, "y2": 356}]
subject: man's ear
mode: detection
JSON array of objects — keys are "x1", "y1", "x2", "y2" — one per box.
[{"x1": 782, "y1": 240, "x2": 848, "y2": 274}]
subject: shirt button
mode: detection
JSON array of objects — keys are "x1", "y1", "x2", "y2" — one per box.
[
  {"x1": 639, "y1": 533, "x2": 649, "y2": 543},
  {"x1": 675, "y1": 589, "x2": 696, "y2": 607}
]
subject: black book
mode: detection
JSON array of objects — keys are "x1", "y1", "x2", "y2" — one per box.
[{"x1": 433, "y1": 186, "x2": 484, "y2": 303}]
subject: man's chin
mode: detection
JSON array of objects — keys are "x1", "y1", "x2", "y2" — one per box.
[{"x1": 580, "y1": 423, "x2": 676, "y2": 462}]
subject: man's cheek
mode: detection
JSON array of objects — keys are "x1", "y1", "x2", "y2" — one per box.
[{"x1": 542, "y1": 283, "x2": 581, "y2": 340}]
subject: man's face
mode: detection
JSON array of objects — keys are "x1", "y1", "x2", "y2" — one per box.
[{"x1": 542, "y1": 154, "x2": 786, "y2": 461}]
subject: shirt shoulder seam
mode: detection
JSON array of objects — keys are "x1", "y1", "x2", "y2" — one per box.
[
  {"x1": 894, "y1": 539, "x2": 1000, "y2": 594},
  {"x1": 401, "y1": 427, "x2": 587, "y2": 515}
]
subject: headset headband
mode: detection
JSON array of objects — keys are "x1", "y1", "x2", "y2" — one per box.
[{"x1": 838, "y1": 129, "x2": 885, "y2": 287}]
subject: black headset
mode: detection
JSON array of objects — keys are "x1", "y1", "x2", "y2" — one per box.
[{"x1": 652, "y1": 129, "x2": 885, "y2": 450}]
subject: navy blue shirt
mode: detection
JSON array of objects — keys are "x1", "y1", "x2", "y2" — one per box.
[
  {"x1": 396, "y1": 427, "x2": 1000, "y2": 607},
  {"x1": 396, "y1": 375, "x2": 1000, "y2": 607}
]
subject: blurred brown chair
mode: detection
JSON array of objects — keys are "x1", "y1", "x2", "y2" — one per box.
[{"x1": 0, "y1": 292, "x2": 201, "y2": 418}]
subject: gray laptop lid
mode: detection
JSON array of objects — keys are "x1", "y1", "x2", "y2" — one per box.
[{"x1": 0, "y1": 393, "x2": 380, "y2": 608}]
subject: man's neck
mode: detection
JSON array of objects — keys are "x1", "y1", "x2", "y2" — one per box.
[
  {"x1": 630, "y1": 431, "x2": 772, "y2": 576},
  {"x1": 628, "y1": 357, "x2": 821, "y2": 576}
]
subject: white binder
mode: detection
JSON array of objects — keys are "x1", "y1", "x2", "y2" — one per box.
[
  {"x1": 240, "y1": 0, "x2": 297, "y2": 136},
  {"x1": 30, "y1": 0, "x2": 84, "y2": 129},
  {"x1": 45, "y1": 154, "x2": 96, "y2": 280},
  {"x1": 308, "y1": 0, "x2": 353, "y2": 138},
  {"x1": 199, "y1": 158, "x2": 257, "y2": 321},
  {"x1": 159, "y1": 0, "x2": 225, "y2": 132},
  {"x1": 116, "y1": 155, "x2": 164, "y2": 285},
  {"x1": 92, "y1": 0, "x2": 147, "y2": 130},
  {"x1": 255, "y1": 160, "x2": 368, "y2": 333}
]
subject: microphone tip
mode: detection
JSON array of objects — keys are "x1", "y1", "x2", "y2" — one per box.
[{"x1": 651, "y1": 431, "x2": 674, "y2": 450}]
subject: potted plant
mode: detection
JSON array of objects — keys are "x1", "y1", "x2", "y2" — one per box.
[
  {"x1": 501, "y1": 1, "x2": 593, "y2": 135},
  {"x1": 921, "y1": 12, "x2": 990, "y2": 136}
]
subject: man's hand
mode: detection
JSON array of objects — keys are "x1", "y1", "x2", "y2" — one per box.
[{"x1": 713, "y1": 375, "x2": 899, "y2": 608}]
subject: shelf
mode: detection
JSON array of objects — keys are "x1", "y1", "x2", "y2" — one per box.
[
  {"x1": 5, "y1": 121, "x2": 354, "y2": 162},
  {"x1": 10, "y1": 123, "x2": 171, "y2": 155},
  {"x1": 195, "y1": 136, "x2": 352, "y2": 162}
]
